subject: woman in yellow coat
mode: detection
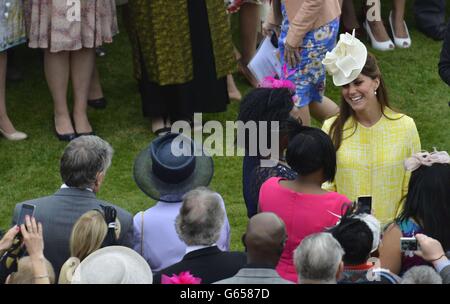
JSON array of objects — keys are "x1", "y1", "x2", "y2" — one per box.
[{"x1": 322, "y1": 33, "x2": 421, "y2": 225}]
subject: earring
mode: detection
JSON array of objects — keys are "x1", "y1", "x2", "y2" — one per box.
[{"x1": 374, "y1": 90, "x2": 377, "y2": 95}]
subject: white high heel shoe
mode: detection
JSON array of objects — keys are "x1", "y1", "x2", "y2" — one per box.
[
  {"x1": 363, "y1": 20, "x2": 395, "y2": 51},
  {"x1": 389, "y1": 11, "x2": 411, "y2": 48},
  {"x1": 0, "y1": 127, "x2": 27, "y2": 141}
]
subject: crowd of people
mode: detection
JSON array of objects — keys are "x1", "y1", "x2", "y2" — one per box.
[{"x1": 0, "y1": 0, "x2": 449, "y2": 285}]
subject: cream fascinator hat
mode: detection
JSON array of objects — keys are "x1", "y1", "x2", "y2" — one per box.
[
  {"x1": 354, "y1": 214, "x2": 381, "y2": 253},
  {"x1": 322, "y1": 30, "x2": 368, "y2": 86}
]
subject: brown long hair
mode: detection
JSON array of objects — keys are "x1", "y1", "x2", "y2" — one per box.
[{"x1": 329, "y1": 53, "x2": 399, "y2": 151}]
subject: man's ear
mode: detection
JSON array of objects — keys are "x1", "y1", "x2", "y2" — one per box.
[
  {"x1": 94, "y1": 172, "x2": 105, "y2": 192},
  {"x1": 336, "y1": 261, "x2": 344, "y2": 281},
  {"x1": 96, "y1": 172, "x2": 105, "y2": 183},
  {"x1": 241, "y1": 233, "x2": 247, "y2": 252}
]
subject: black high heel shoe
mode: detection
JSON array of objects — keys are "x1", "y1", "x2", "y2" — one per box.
[
  {"x1": 88, "y1": 97, "x2": 107, "y2": 109},
  {"x1": 54, "y1": 128, "x2": 77, "y2": 141},
  {"x1": 54, "y1": 117, "x2": 76, "y2": 141}
]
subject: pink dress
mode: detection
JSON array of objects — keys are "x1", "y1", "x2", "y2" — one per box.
[
  {"x1": 24, "y1": 0, "x2": 118, "y2": 52},
  {"x1": 259, "y1": 177, "x2": 350, "y2": 282}
]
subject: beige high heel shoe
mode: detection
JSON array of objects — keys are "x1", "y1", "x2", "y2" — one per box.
[{"x1": 0, "y1": 127, "x2": 27, "y2": 141}]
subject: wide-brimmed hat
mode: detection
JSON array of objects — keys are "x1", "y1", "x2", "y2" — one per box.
[
  {"x1": 322, "y1": 30, "x2": 367, "y2": 86},
  {"x1": 71, "y1": 246, "x2": 153, "y2": 284},
  {"x1": 133, "y1": 133, "x2": 213, "y2": 203}
]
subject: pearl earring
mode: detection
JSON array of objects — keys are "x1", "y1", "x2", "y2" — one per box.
[{"x1": 374, "y1": 90, "x2": 377, "y2": 95}]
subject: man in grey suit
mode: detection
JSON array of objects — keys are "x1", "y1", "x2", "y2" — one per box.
[
  {"x1": 215, "y1": 212, "x2": 293, "y2": 284},
  {"x1": 11, "y1": 136, "x2": 133, "y2": 277}
]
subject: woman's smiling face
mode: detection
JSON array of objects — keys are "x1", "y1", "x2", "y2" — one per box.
[{"x1": 341, "y1": 74, "x2": 380, "y2": 113}]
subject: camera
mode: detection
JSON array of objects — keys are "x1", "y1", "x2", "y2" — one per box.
[{"x1": 400, "y1": 237, "x2": 419, "y2": 251}]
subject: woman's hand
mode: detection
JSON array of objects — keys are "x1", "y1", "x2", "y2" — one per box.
[
  {"x1": 0, "y1": 226, "x2": 20, "y2": 252},
  {"x1": 262, "y1": 22, "x2": 280, "y2": 38},
  {"x1": 21, "y1": 216, "x2": 50, "y2": 284},
  {"x1": 21, "y1": 216, "x2": 44, "y2": 260},
  {"x1": 414, "y1": 234, "x2": 447, "y2": 264},
  {"x1": 284, "y1": 42, "x2": 301, "y2": 68}
]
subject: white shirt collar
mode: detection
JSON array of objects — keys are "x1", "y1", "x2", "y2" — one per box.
[
  {"x1": 185, "y1": 244, "x2": 216, "y2": 255},
  {"x1": 61, "y1": 184, "x2": 94, "y2": 192}
]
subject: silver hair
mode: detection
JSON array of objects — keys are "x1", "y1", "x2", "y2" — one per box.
[
  {"x1": 60, "y1": 136, "x2": 114, "y2": 189},
  {"x1": 175, "y1": 187, "x2": 224, "y2": 246},
  {"x1": 401, "y1": 266, "x2": 442, "y2": 284},
  {"x1": 294, "y1": 232, "x2": 344, "y2": 283}
]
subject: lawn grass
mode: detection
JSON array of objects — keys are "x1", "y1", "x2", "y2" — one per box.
[{"x1": 1, "y1": 4, "x2": 449, "y2": 251}]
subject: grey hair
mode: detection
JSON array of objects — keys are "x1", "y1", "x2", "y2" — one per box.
[
  {"x1": 401, "y1": 266, "x2": 442, "y2": 284},
  {"x1": 60, "y1": 136, "x2": 114, "y2": 189},
  {"x1": 294, "y1": 232, "x2": 344, "y2": 283},
  {"x1": 175, "y1": 187, "x2": 224, "y2": 246}
]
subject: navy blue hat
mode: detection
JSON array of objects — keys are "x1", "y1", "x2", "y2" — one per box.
[{"x1": 133, "y1": 133, "x2": 213, "y2": 202}]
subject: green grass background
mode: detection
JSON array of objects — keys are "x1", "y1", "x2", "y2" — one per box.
[{"x1": 1, "y1": 3, "x2": 449, "y2": 250}]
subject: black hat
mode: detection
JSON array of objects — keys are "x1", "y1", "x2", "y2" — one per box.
[{"x1": 133, "y1": 133, "x2": 213, "y2": 202}]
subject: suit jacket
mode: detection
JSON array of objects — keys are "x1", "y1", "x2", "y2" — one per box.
[
  {"x1": 440, "y1": 264, "x2": 450, "y2": 284},
  {"x1": 267, "y1": 0, "x2": 341, "y2": 47},
  {"x1": 213, "y1": 267, "x2": 294, "y2": 284},
  {"x1": 132, "y1": 195, "x2": 230, "y2": 273},
  {"x1": 153, "y1": 246, "x2": 246, "y2": 284},
  {"x1": 12, "y1": 188, "x2": 133, "y2": 277}
]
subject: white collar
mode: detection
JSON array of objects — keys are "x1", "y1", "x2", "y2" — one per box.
[
  {"x1": 185, "y1": 244, "x2": 216, "y2": 255},
  {"x1": 61, "y1": 184, "x2": 94, "y2": 192}
]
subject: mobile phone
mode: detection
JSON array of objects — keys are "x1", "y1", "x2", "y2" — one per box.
[
  {"x1": 356, "y1": 196, "x2": 372, "y2": 214},
  {"x1": 270, "y1": 32, "x2": 278, "y2": 48},
  {"x1": 400, "y1": 237, "x2": 419, "y2": 252},
  {"x1": 17, "y1": 204, "x2": 35, "y2": 226}
]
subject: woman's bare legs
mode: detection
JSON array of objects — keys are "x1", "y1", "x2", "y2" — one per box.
[
  {"x1": 365, "y1": 0, "x2": 391, "y2": 43},
  {"x1": 291, "y1": 96, "x2": 339, "y2": 127},
  {"x1": 44, "y1": 50, "x2": 73, "y2": 135},
  {"x1": 0, "y1": 51, "x2": 17, "y2": 134},
  {"x1": 239, "y1": 3, "x2": 260, "y2": 65},
  {"x1": 88, "y1": 63, "x2": 104, "y2": 100},
  {"x1": 70, "y1": 48, "x2": 95, "y2": 133},
  {"x1": 227, "y1": 74, "x2": 242, "y2": 101},
  {"x1": 309, "y1": 96, "x2": 340, "y2": 122},
  {"x1": 294, "y1": 105, "x2": 311, "y2": 127},
  {"x1": 392, "y1": 0, "x2": 408, "y2": 38},
  {"x1": 341, "y1": 0, "x2": 361, "y2": 31}
]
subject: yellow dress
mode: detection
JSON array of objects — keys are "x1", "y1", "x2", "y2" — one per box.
[{"x1": 322, "y1": 108, "x2": 421, "y2": 225}]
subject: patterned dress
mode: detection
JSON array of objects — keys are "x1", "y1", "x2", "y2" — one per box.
[
  {"x1": 24, "y1": 0, "x2": 118, "y2": 52},
  {"x1": 278, "y1": 2, "x2": 339, "y2": 107},
  {"x1": 0, "y1": 0, "x2": 26, "y2": 51}
]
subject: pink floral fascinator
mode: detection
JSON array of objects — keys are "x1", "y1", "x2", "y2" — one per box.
[
  {"x1": 404, "y1": 150, "x2": 450, "y2": 172},
  {"x1": 260, "y1": 64, "x2": 299, "y2": 105},
  {"x1": 161, "y1": 271, "x2": 202, "y2": 284}
]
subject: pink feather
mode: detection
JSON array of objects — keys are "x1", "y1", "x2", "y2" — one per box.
[{"x1": 161, "y1": 271, "x2": 202, "y2": 284}]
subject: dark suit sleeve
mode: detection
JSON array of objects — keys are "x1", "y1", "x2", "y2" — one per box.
[
  {"x1": 438, "y1": 21, "x2": 450, "y2": 86},
  {"x1": 440, "y1": 264, "x2": 450, "y2": 284}
]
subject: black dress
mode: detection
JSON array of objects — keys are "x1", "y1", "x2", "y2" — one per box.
[{"x1": 242, "y1": 156, "x2": 297, "y2": 218}]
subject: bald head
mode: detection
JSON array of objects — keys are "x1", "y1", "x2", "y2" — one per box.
[{"x1": 244, "y1": 213, "x2": 286, "y2": 266}]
